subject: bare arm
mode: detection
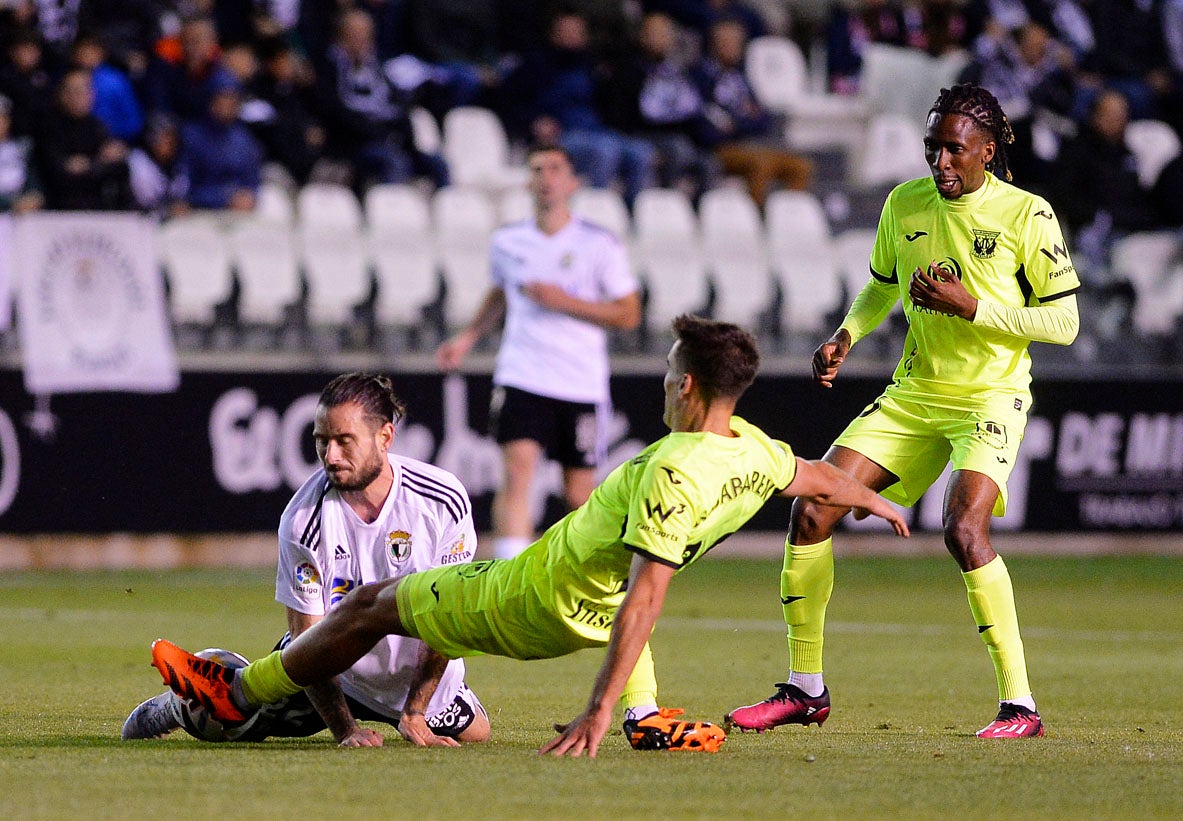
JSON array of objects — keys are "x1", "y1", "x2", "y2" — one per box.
[
  {"x1": 540, "y1": 555, "x2": 675, "y2": 757},
  {"x1": 778, "y1": 458, "x2": 910, "y2": 537},
  {"x1": 286, "y1": 608, "x2": 383, "y2": 747},
  {"x1": 395, "y1": 642, "x2": 461, "y2": 748},
  {"x1": 521, "y1": 284, "x2": 642, "y2": 330},
  {"x1": 435, "y1": 287, "x2": 507, "y2": 370}
]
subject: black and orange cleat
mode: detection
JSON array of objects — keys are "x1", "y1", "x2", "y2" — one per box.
[
  {"x1": 624, "y1": 707, "x2": 726, "y2": 752},
  {"x1": 151, "y1": 638, "x2": 247, "y2": 724}
]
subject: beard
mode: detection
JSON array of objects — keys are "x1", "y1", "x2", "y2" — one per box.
[{"x1": 326, "y1": 452, "x2": 386, "y2": 491}]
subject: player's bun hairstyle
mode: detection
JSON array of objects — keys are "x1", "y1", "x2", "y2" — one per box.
[
  {"x1": 319, "y1": 372, "x2": 407, "y2": 428},
  {"x1": 930, "y1": 83, "x2": 1015, "y2": 182},
  {"x1": 672, "y1": 314, "x2": 760, "y2": 402}
]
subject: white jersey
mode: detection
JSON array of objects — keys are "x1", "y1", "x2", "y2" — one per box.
[
  {"x1": 276, "y1": 453, "x2": 477, "y2": 720},
  {"x1": 490, "y1": 217, "x2": 638, "y2": 403}
]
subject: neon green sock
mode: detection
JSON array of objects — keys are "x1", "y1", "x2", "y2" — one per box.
[
  {"x1": 240, "y1": 650, "x2": 302, "y2": 706},
  {"x1": 783, "y1": 537, "x2": 834, "y2": 675},
  {"x1": 619, "y1": 641, "x2": 658, "y2": 709},
  {"x1": 963, "y1": 555, "x2": 1032, "y2": 701}
]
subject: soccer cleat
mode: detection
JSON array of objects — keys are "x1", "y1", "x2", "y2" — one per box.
[
  {"x1": 724, "y1": 683, "x2": 831, "y2": 732},
  {"x1": 120, "y1": 691, "x2": 182, "y2": 740},
  {"x1": 623, "y1": 707, "x2": 726, "y2": 752},
  {"x1": 151, "y1": 638, "x2": 247, "y2": 724},
  {"x1": 975, "y1": 703, "x2": 1044, "y2": 738}
]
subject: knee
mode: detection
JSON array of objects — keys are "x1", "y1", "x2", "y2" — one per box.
[
  {"x1": 943, "y1": 517, "x2": 990, "y2": 568},
  {"x1": 791, "y1": 498, "x2": 841, "y2": 543}
]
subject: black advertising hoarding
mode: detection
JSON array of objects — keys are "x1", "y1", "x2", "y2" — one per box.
[{"x1": 0, "y1": 367, "x2": 1180, "y2": 533}]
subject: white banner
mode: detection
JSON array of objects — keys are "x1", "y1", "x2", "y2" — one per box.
[
  {"x1": 15, "y1": 212, "x2": 179, "y2": 394},
  {"x1": 0, "y1": 215, "x2": 12, "y2": 332}
]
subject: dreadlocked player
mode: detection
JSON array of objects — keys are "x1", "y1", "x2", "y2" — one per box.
[{"x1": 728, "y1": 83, "x2": 1081, "y2": 738}]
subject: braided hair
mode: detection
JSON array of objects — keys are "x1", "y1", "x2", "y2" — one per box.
[{"x1": 929, "y1": 83, "x2": 1015, "y2": 182}]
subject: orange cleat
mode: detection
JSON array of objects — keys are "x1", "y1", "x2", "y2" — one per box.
[
  {"x1": 624, "y1": 707, "x2": 726, "y2": 752},
  {"x1": 151, "y1": 638, "x2": 247, "y2": 724}
]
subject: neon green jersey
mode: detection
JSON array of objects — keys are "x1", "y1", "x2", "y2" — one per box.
[
  {"x1": 862, "y1": 172, "x2": 1080, "y2": 405},
  {"x1": 525, "y1": 415, "x2": 797, "y2": 642}
]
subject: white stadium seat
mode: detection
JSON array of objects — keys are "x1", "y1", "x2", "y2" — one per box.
[
  {"x1": 1125, "y1": 119, "x2": 1181, "y2": 188},
  {"x1": 571, "y1": 187, "x2": 631, "y2": 240},
  {"x1": 409, "y1": 105, "x2": 441, "y2": 154},
  {"x1": 228, "y1": 218, "x2": 302, "y2": 326},
  {"x1": 765, "y1": 190, "x2": 843, "y2": 334},
  {"x1": 158, "y1": 215, "x2": 233, "y2": 325},
  {"x1": 835, "y1": 228, "x2": 880, "y2": 302},
  {"x1": 432, "y1": 186, "x2": 496, "y2": 327},
  {"x1": 254, "y1": 181, "x2": 295, "y2": 225},
  {"x1": 296, "y1": 183, "x2": 369, "y2": 325},
  {"x1": 1110, "y1": 231, "x2": 1183, "y2": 335},
  {"x1": 442, "y1": 106, "x2": 529, "y2": 192},
  {"x1": 852, "y1": 112, "x2": 931, "y2": 188},
  {"x1": 745, "y1": 35, "x2": 868, "y2": 153},
  {"x1": 633, "y1": 188, "x2": 709, "y2": 326},
  {"x1": 497, "y1": 187, "x2": 533, "y2": 225},
  {"x1": 699, "y1": 187, "x2": 772, "y2": 329},
  {"x1": 365, "y1": 184, "x2": 439, "y2": 327}
]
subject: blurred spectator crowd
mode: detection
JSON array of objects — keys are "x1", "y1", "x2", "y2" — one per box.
[{"x1": 2, "y1": 0, "x2": 1183, "y2": 359}]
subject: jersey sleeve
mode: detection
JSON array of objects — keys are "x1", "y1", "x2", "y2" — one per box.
[
  {"x1": 597, "y1": 232, "x2": 640, "y2": 300},
  {"x1": 868, "y1": 188, "x2": 901, "y2": 285},
  {"x1": 489, "y1": 230, "x2": 510, "y2": 290},
  {"x1": 772, "y1": 439, "x2": 798, "y2": 492},
  {"x1": 431, "y1": 484, "x2": 479, "y2": 568},
  {"x1": 1016, "y1": 198, "x2": 1081, "y2": 302},
  {"x1": 623, "y1": 457, "x2": 698, "y2": 568},
  {"x1": 275, "y1": 530, "x2": 327, "y2": 616}
]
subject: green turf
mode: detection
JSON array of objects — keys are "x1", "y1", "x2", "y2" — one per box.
[{"x1": 1, "y1": 556, "x2": 1180, "y2": 820}]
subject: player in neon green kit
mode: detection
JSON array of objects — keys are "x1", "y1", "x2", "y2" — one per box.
[
  {"x1": 728, "y1": 84, "x2": 1080, "y2": 739},
  {"x1": 152, "y1": 315, "x2": 910, "y2": 757}
]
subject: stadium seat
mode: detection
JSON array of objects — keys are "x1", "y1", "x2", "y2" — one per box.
[
  {"x1": 297, "y1": 182, "x2": 363, "y2": 230},
  {"x1": 410, "y1": 105, "x2": 441, "y2": 154},
  {"x1": 851, "y1": 112, "x2": 930, "y2": 188},
  {"x1": 254, "y1": 181, "x2": 295, "y2": 225},
  {"x1": 158, "y1": 215, "x2": 234, "y2": 325},
  {"x1": 365, "y1": 184, "x2": 439, "y2": 329},
  {"x1": 1124, "y1": 119, "x2": 1181, "y2": 188},
  {"x1": 699, "y1": 187, "x2": 772, "y2": 329},
  {"x1": 432, "y1": 186, "x2": 496, "y2": 327},
  {"x1": 1110, "y1": 231, "x2": 1183, "y2": 335},
  {"x1": 633, "y1": 188, "x2": 709, "y2": 327},
  {"x1": 744, "y1": 35, "x2": 867, "y2": 153},
  {"x1": 228, "y1": 218, "x2": 302, "y2": 327},
  {"x1": 571, "y1": 187, "x2": 631, "y2": 239},
  {"x1": 765, "y1": 190, "x2": 843, "y2": 334},
  {"x1": 859, "y1": 43, "x2": 966, "y2": 123},
  {"x1": 442, "y1": 106, "x2": 530, "y2": 192},
  {"x1": 497, "y1": 186, "x2": 533, "y2": 225}
]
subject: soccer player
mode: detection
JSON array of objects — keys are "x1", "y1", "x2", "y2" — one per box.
[
  {"x1": 151, "y1": 316, "x2": 910, "y2": 757},
  {"x1": 124, "y1": 373, "x2": 491, "y2": 747},
  {"x1": 435, "y1": 144, "x2": 642, "y2": 559},
  {"x1": 727, "y1": 84, "x2": 1080, "y2": 739}
]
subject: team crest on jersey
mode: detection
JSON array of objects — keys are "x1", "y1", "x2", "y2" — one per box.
[
  {"x1": 387, "y1": 530, "x2": 412, "y2": 562},
  {"x1": 971, "y1": 229, "x2": 1000, "y2": 258}
]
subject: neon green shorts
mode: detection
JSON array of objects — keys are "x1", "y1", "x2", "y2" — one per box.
[
  {"x1": 394, "y1": 554, "x2": 604, "y2": 661},
  {"x1": 834, "y1": 390, "x2": 1028, "y2": 516}
]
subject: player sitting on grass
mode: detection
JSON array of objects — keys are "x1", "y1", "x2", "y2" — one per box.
[
  {"x1": 124, "y1": 373, "x2": 491, "y2": 747},
  {"x1": 151, "y1": 315, "x2": 910, "y2": 757}
]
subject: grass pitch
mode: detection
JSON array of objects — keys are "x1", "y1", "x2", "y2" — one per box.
[{"x1": 1, "y1": 555, "x2": 1180, "y2": 820}]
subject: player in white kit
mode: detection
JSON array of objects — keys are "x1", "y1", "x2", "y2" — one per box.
[
  {"x1": 122, "y1": 373, "x2": 490, "y2": 746},
  {"x1": 436, "y1": 144, "x2": 642, "y2": 559}
]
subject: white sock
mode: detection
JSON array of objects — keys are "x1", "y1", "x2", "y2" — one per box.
[
  {"x1": 625, "y1": 704, "x2": 658, "y2": 722},
  {"x1": 788, "y1": 671, "x2": 825, "y2": 697},
  {"x1": 493, "y1": 536, "x2": 531, "y2": 559},
  {"x1": 1002, "y1": 694, "x2": 1037, "y2": 712}
]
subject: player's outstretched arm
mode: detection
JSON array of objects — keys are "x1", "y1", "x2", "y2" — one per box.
[
  {"x1": 288, "y1": 608, "x2": 384, "y2": 747},
  {"x1": 541, "y1": 556, "x2": 675, "y2": 758},
  {"x1": 435, "y1": 287, "x2": 507, "y2": 370},
  {"x1": 812, "y1": 329, "x2": 852, "y2": 388},
  {"x1": 780, "y1": 458, "x2": 910, "y2": 537},
  {"x1": 397, "y1": 643, "x2": 460, "y2": 748}
]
